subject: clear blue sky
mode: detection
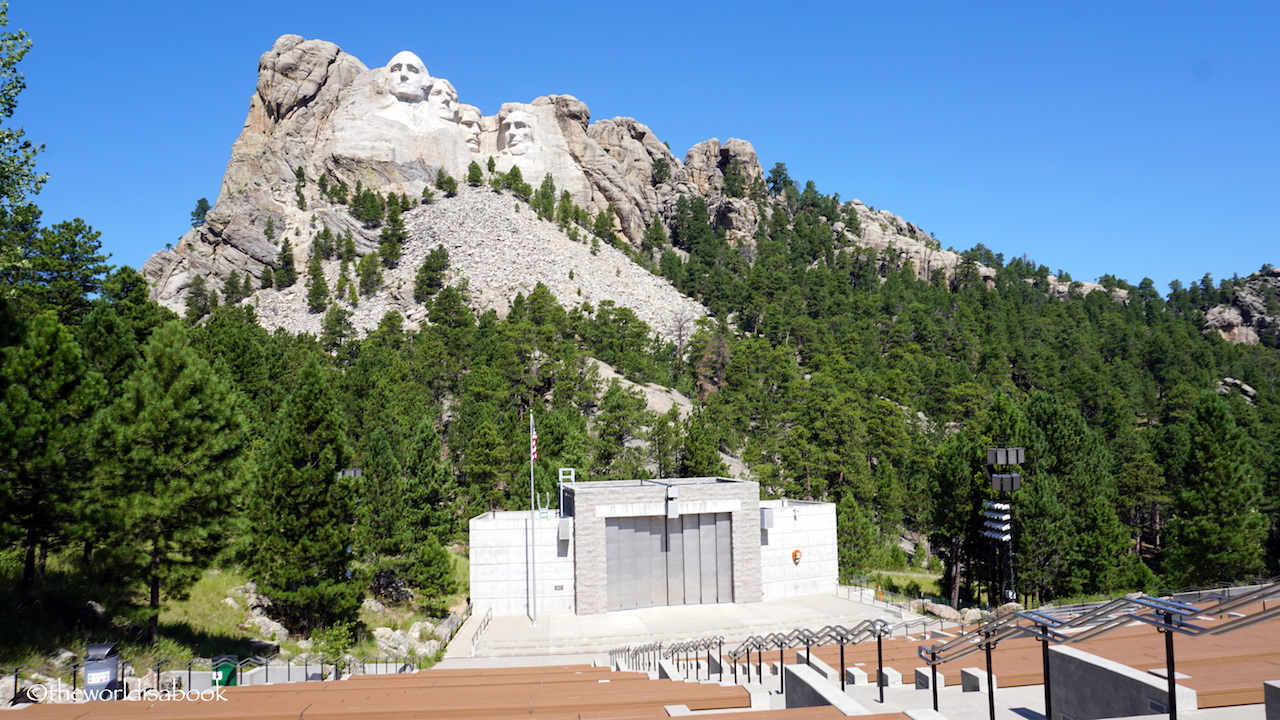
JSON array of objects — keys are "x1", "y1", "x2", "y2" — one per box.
[{"x1": 9, "y1": 1, "x2": 1278, "y2": 292}]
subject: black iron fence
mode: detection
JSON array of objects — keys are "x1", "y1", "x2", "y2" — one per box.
[{"x1": 3, "y1": 651, "x2": 425, "y2": 702}]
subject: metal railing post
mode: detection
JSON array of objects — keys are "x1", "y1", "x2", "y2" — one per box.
[
  {"x1": 1040, "y1": 625, "x2": 1052, "y2": 720},
  {"x1": 877, "y1": 632, "x2": 885, "y2": 704},
  {"x1": 839, "y1": 639, "x2": 846, "y2": 691},
  {"x1": 1163, "y1": 611, "x2": 1178, "y2": 720},
  {"x1": 931, "y1": 649, "x2": 938, "y2": 711},
  {"x1": 985, "y1": 640, "x2": 996, "y2": 720}
]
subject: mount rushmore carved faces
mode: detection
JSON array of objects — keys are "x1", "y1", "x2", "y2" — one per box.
[
  {"x1": 428, "y1": 79, "x2": 459, "y2": 122},
  {"x1": 459, "y1": 105, "x2": 482, "y2": 152},
  {"x1": 386, "y1": 51, "x2": 430, "y2": 102},
  {"x1": 500, "y1": 109, "x2": 535, "y2": 156}
]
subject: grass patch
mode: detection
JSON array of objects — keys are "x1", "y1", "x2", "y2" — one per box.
[
  {"x1": 867, "y1": 570, "x2": 942, "y2": 599},
  {"x1": 2, "y1": 546, "x2": 474, "y2": 668},
  {"x1": 0, "y1": 552, "x2": 256, "y2": 667}
]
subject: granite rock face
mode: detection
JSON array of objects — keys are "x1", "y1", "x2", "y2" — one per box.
[
  {"x1": 143, "y1": 35, "x2": 754, "y2": 325},
  {"x1": 1204, "y1": 267, "x2": 1280, "y2": 345},
  {"x1": 234, "y1": 186, "x2": 707, "y2": 341},
  {"x1": 142, "y1": 34, "x2": 1103, "y2": 337}
]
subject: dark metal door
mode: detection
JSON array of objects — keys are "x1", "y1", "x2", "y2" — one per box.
[{"x1": 605, "y1": 513, "x2": 733, "y2": 611}]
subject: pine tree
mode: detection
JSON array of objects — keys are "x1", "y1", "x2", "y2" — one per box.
[
  {"x1": 436, "y1": 169, "x2": 458, "y2": 197},
  {"x1": 184, "y1": 275, "x2": 210, "y2": 323},
  {"x1": 556, "y1": 190, "x2": 576, "y2": 228},
  {"x1": 838, "y1": 496, "x2": 881, "y2": 575},
  {"x1": 0, "y1": 6, "x2": 43, "y2": 212},
  {"x1": 190, "y1": 198, "x2": 210, "y2": 228},
  {"x1": 414, "y1": 245, "x2": 450, "y2": 302},
  {"x1": 592, "y1": 206, "x2": 617, "y2": 244},
  {"x1": 378, "y1": 205, "x2": 405, "y2": 268},
  {"x1": 679, "y1": 409, "x2": 727, "y2": 477},
  {"x1": 314, "y1": 227, "x2": 335, "y2": 260},
  {"x1": 503, "y1": 165, "x2": 531, "y2": 200},
  {"x1": 642, "y1": 217, "x2": 668, "y2": 253},
  {"x1": 305, "y1": 251, "x2": 328, "y2": 313},
  {"x1": 533, "y1": 174, "x2": 556, "y2": 219},
  {"x1": 221, "y1": 271, "x2": 244, "y2": 305},
  {"x1": 356, "y1": 427, "x2": 407, "y2": 583},
  {"x1": 466, "y1": 161, "x2": 483, "y2": 186},
  {"x1": 260, "y1": 265, "x2": 274, "y2": 289},
  {"x1": 1165, "y1": 393, "x2": 1267, "y2": 585},
  {"x1": 276, "y1": 237, "x2": 298, "y2": 288},
  {"x1": 320, "y1": 304, "x2": 354, "y2": 355},
  {"x1": 591, "y1": 380, "x2": 650, "y2": 477},
  {"x1": 357, "y1": 252, "x2": 382, "y2": 295},
  {"x1": 0, "y1": 312, "x2": 104, "y2": 594},
  {"x1": 409, "y1": 533, "x2": 457, "y2": 605},
  {"x1": 91, "y1": 321, "x2": 247, "y2": 642},
  {"x1": 247, "y1": 357, "x2": 360, "y2": 634},
  {"x1": 403, "y1": 414, "x2": 458, "y2": 535},
  {"x1": 1018, "y1": 391, "x2": 1148, "y2": 600},
  {"x1": 339, "y1": 231, "x2": 357, "y2": 262},
  {"x1": 5, "y1": 217, "x2": 111, "y2": 324},
  {"x1": 463, "y1": 411, "x2": 509, "y2": 510}
]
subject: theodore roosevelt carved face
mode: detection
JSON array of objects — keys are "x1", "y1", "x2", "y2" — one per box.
[
  {"x1": 500, "y1": 109, "x2": 535, "y2": 156},
  {"x1": 385, "y1": 51, "x2": 429, "y2": 102},
  {"x1": 459, "y1": 105, "x2": 482, "y2": 152},
  {"x1": 428, "y1": 79, "x2": 458, "y2": 122}
]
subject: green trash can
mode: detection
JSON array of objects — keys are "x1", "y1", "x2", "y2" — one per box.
[{"x1": 212, "y1": 655, "x2": 238, "y2": 687}]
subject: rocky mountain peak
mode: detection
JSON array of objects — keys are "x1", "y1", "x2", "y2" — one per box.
[
  {"x1": 1204, "y1": 267, "x2": 1280, "y2": 345},
  {"x1": 141, "y1": 35, "x2": 1119, "y2": 337}
]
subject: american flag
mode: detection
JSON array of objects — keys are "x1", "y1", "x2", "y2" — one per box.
[{"x1": 530, "y1": 416, "x2": 538, "y2": 462}]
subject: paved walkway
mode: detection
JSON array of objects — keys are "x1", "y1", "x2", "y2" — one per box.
[{"x1": 442, "y1": 590, "x2": 920, "y2": 666}]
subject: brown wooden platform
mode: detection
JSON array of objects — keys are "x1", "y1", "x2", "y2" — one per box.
[{"x1": 798, "y1": 603, "x2": 1280, "y2": 708}]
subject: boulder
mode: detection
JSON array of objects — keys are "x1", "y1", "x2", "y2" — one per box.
[
  {"x1": 159, "y1": 671, "x2": 184, "y2": 693},
  {"x1": 77, "y1": 600, "x2": 107, "y2": 629},
  {"x1": 372, "y1": 627, "x2": 415, "y2": 656},
  {"x1": 251, "y1": 615, "x2": 289, "y2": 642},
  {"x1": 408, "y1": 620, "x2": 436, "y2": 640},
  {"x1": 924, "y1": 602, "x2": 963, "y2": 622},
  {"x1": 994, "y1": 602, "x2": 1024, "y2": 619},
  {"x1": 48, "y1": 648, "x2": 76, "y2": 668}
]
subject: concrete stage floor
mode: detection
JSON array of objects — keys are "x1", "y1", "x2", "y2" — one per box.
[{"x1": 442, "y1": 588, "x2": 922, "y2": 667}]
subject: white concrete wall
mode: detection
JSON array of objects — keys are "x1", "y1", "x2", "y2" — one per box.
[
  {"x1": 469, "y1": 511, "x2": 575, "y2": 616},
  {"x1": 759, "y1": 499, "x2": 837, "y2": 600}
]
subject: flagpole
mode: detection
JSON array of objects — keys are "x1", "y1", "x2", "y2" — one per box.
[{"x1": 529, "y1": 412, "x2": 538, "y2": 626}]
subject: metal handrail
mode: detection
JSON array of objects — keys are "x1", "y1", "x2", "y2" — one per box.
[
  {"x1": 470, "y1": 607, "x2": 493, "y2": 657},
  {"x1": 918, "y1": 580, "x2": 1280, "y2": 667}
]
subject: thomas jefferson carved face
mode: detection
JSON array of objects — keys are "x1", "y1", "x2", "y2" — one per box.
[
  {"x1": 385, "y1": 51, "x2": 429, "y2": 102},
  {"x1": 459, "y1": 105, "x2": 482, "y2": 152},
  {"x1": 501, "y1": 110, "x2": 534, "y2": 155},
  {"x1": 428, "y1": 79, "x2": 459, "y2": 122}
]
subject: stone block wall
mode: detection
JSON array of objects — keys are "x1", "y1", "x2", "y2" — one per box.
[
  {"x1": 565, "y1": 478, "x2": 762, "y2": 615},
  {"x1": 760, "y1": 499, "x2": 837, "y2": 600},
  {"x1": 469, "y1": 511, "x2": 575, "y2": 616}
]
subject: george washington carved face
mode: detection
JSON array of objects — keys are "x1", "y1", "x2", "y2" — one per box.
[{"x1": 385, "y1": 51, "x2": 429, "y2": 102}]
